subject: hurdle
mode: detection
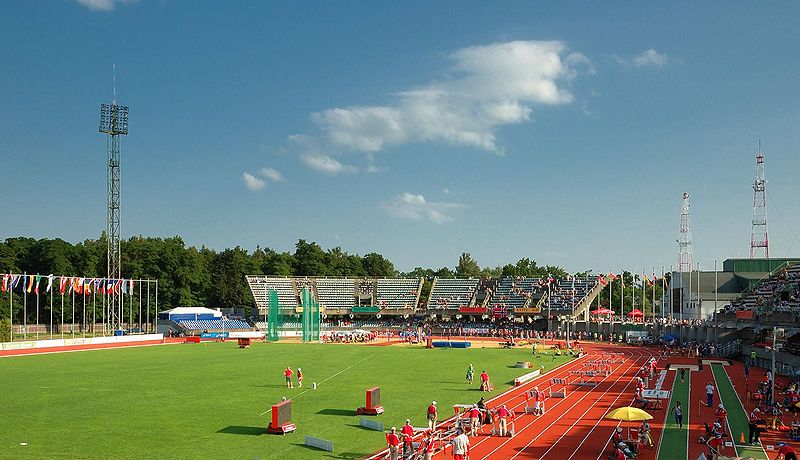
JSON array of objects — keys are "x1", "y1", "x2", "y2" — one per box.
[
  {"x1": 550, "y1": 378, "x2": 567, "y2": 398},
  {"x1": 356, "y1": 387, "x2": 384, "y2": 415},
  {"x1": 570, "y1": 370, "x2": 600, "y2": 387}
]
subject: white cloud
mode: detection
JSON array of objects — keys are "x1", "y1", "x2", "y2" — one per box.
[
  {"x1": 242, "y1": 172, "x2": 266, "y2": 191},
  {"x1": 300, "y1": 154, "x2": 357, "y2": 175},
  {"x1": 381, "y1": 192, "x2": 466, "y2": 224},
  {"x1": 305, "y1": 40, "x2": 589, "y2": 156},
  {"x1": 633, "y1": 49, "x2": 668, "y2": 67},
  {"x1": 258, "y1": 167, "x2": 285, "y2": 182},
  {"x1": 75, "y1": 0, "x2": 136, "y2": 11},
  {"x1": 615, "y1": 49, "x2": 671, "y2": 68}
]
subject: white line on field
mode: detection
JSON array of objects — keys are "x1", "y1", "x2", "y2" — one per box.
[{"x1": 258, "y1": 351, "x2": 380, "y2": 416}]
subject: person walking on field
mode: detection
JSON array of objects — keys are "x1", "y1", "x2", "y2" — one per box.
[
  {"x1": 296, "y1": 368, "x2": 303, "y2": 387},
  {"x1": 706, "y1": 382, "x2": 715, "y2": 407},
  {"x1": 639, "y1": 420, "x2": 653, "y2": 448},
  {"x1": 670, "y1": 400, "x2": 684, "y2": 429},
  {"x1": 466, "y1": 364, "x2": 474, "y2": 384},
  {"x1": 680, "y1": 368, "x2": 686, "y2": 383},
  {"x1": 284, "y1": 366, "x2": 294, "y2": 388},
  {"x1": 426, "y1": 401, "x2": 438, "y2": 431}
]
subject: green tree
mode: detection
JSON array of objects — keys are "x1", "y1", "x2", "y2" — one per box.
[
  {"x1": 455, "y1": 252, "x2": 481, "y2": 278},
  {"x1": 362, "y1": 253, "x2": 395, "y2": 277},
  {"x1": 293, "y1": 240, "x2": 328, "y2": 276}
]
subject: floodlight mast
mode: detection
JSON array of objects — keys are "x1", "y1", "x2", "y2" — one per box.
[{"x1": 99, "y1": 67, "x2": 128, "y2": 331}]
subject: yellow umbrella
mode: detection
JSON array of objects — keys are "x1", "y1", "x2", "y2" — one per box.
[
  {"x1": 606, "y1": 407, "x2": 653, "y2": 441},
  {"x1": 606, "y1": 406, "x2": 653, "y2": 421}
]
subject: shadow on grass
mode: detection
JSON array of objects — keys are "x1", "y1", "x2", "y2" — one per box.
[
  {"x1": 317, "y1": 408, "x2": 355, "y2": 416},
  {"x1": 216, "y1": 425, "x2": 264, "y2": 436},
  {"x1": 289, "y1": 443, "x2": 368, "y2": 459},
  {"x1": 346, "y1": 423, "x2": 378, "y2": 431}
]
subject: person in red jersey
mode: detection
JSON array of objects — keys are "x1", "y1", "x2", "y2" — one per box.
[
  {"x1": 777, "y1": 442, "x2": 798, "y2": 460},
  {"x1": 386, "y1": 427, "x2": 400, "y2": 460},
  {"x1": 284, "y1": 366, "x2": 293, "y2": 388},
  {"x1": 496, "y1": 404, "x2": 512, "y2": 436},
  {"x1": 480, "y1": 370, "x2": 491, "y2": 391},
  {"x1": 401, "y1": 419, "x2": 414, "y2": 457},
  {"x1": 426, "y1": 401, "x2": 438, "y2": 431},
  {"x1": 468, "y1": 404, "x2": 481, "y2": 436},
  {"x1": 706, "y1": 433, "x2": 724, "y2": 459}
]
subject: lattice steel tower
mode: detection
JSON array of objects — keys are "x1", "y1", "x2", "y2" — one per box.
[
  {"x1": 677, "y1": 192, "x2": 693, "y2": 272},
  {"x1": 99, "y1": 69, "x2": 128, "y2": 284},
  {"x1": 750, "y1": 141, "x2": 769, "y2": 258}
]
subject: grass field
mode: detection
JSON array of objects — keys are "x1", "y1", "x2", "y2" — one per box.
[
  {"x1": 657, "y1": 370, "x2": 689, "y2": 460},
  {"x1": 0, "y1": 341, "x2": 571, "y2": 459}
]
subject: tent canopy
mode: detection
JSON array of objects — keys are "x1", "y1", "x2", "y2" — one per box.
[
  {"x1": 591, "y1": 308, "x2": 614, "y2": 315},
  {"x1": 627, "y1": 309, "x2": 644, "y2": 317},
  {"x1": 158, "y1": 307, "x2": 222, "y2": 321}
]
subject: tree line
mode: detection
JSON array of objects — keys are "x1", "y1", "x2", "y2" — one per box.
[{"x1": 0, "y1": 236, "x2": 576, "y2": 317}]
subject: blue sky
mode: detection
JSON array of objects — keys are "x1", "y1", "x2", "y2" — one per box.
[{"x1": 2, "y1": 1, "x2": 800, "y2": 274}]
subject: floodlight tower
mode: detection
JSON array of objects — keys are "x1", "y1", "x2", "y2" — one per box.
[
  {"x1": 750, "y1": 141, "x2": 769, "y2": 258},
  {"x1": 677, "y1": 192, "x2": 693, "y2": 272},
  {"x1": 99, "y1": 67, "x2": 128, "y2": 329}
]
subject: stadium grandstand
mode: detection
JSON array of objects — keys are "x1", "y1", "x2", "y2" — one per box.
[{"x1": 426, "y1": 277, "x2": 478, "y2": 310}]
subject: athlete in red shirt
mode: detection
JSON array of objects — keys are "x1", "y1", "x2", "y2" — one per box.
[
  {"x1": 778, "y1": 442, "x2": 799, "y2": 460},
  {"x1": 284, "y1": 367, "x2": 293, "y2": 388},
  {"x1": 386, "y1": 427, "x2": 400, "y2": 460}
]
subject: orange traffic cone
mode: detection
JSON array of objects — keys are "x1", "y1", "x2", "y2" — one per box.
[{"x1": 740, "y1": 432, "x2": 745, "y2": 444}]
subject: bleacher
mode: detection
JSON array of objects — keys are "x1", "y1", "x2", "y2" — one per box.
[
  {"x1": 245, "y1": 276, "x2": 299, "y2": 311},
  {"x1": 178, "y1": 319, "x2": 251, "y2": 331},
  {"x1": 725, "y1": 264, "x2": 800, "y2": 316},
  {"x1": 315, "y1": 278, "x2": 356, "y2": 310},
  {"x1": 376, "y1": 278, "x2": 422, "y2": 309},
  {"x1": 548, "y1": 276, "x2": 595, "y2": 310},
  {"x1": 427, "y1": 278, "x2": 478, "y2": 309},
  {"x1": 488, "y1": 277, "x2": 541, "y2": 310}
]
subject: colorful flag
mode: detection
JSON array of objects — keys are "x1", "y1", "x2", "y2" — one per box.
[
  {"x1": 46, "y1": 274, "x2": 54, "y2": 293},
  {"x1": 129, "y1": 279, "x2": 134, "y2": 292},
  {"x1": 608, "y1": 272, "x2": 618, "y2": 280},
  {"x1": 83, "y1": 278, "x2": 92, "y2": 295},
  {"x1": 1, "y1": 274, "x2": 8, "y2": 292},
  {"x1": 597, "y1": 274, "x2": 607, "y2": 286},
  {"x1": 59, "y1": 276, "x2": 68, "y2": 294},
  {"x1": 27, "y1": 275, "x2": 35, "y2": 293},
  {"x1": 34, "y1": 275, "x2": 42, "y2": 295},
  {"x1": 11, "y1": 275, "x2": 21, "y2": 289},
  {"x1": 547, "y1": 274, "x2": 555, "y2": 284},
  {"x1": 643, "y1": 274, "x2": 653, "y2": 287},
  {"x1": 121, "y1": 279, "x2": 127, "y2": 295}
]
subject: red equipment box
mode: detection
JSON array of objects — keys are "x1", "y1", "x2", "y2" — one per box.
[
  {"x1": 267, "y1": 400, "x2": 296, "y2": 434},
  {"x1": 356, "y1": 387, "x2": 384, "y2": 415}
]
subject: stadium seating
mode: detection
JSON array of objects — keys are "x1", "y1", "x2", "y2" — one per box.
[
  {"x1": 548, "y1": 276, "x2": 594, "y2": 311},
  {"x1": 427, "y1": 278, "x2": 478, "y2": 309},
  {"x1": 245, "y1": 276, "x2": 299, "y2": 310},
  {"x1": 488, "y1": 277, "x2": 541, "y2": 310},
  {"x1": 178, "y1": 319, "x2": 251, "y2": 331},
  {"x1": 315, "y1": 278, "x2": 356, "y2": 310},
  {"x1": 375, "y1": 278, "x2": 422, "y2": 309},
  {"x1": 724, "y1": 264, "x2": 800, "y2": 317}
]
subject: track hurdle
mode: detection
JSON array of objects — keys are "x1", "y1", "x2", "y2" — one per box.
[{"x1": 550, "y1": 378, "x2": 567, "y2": 398}]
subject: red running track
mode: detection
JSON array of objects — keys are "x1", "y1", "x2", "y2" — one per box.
[{"x1": 422, "y1": 344, "x2": 665, "y2": 460}]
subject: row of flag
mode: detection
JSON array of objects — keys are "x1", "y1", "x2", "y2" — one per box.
[
  {"x1": 1, "y1": 274, "x2": 136, "y2": 296},
  {"x1": 597, "y1": 272, "x2": 666, "y2": 287}
]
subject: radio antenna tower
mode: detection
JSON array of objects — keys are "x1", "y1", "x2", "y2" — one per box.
[
  {"x1": 750, "y1": 140, "x2": 769, "y2": 258},
  {"x1": 99, "y1": 65, "x2": 128, "y2": 329},
  {"x1": 677, "y1": 192, "x2": 693, "y2": 272}
]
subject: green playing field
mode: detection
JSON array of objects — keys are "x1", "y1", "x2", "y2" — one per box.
[{"x1": 0, "y1": 342, "x2": 571, "y2": 459}]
